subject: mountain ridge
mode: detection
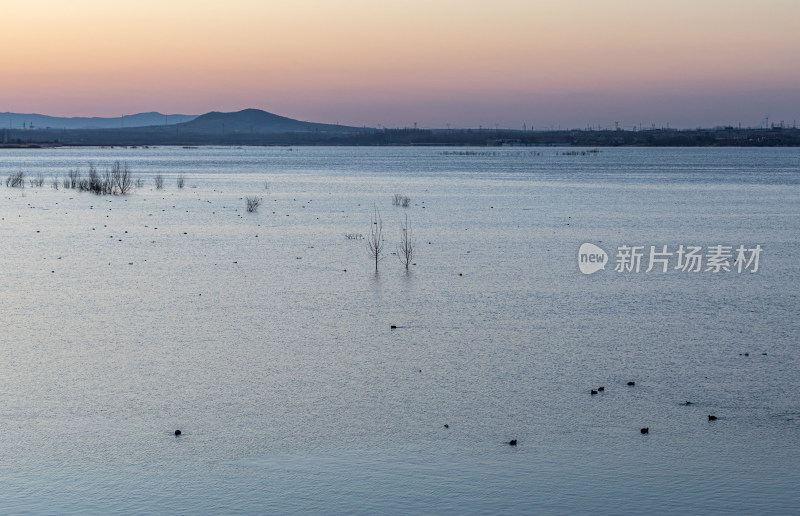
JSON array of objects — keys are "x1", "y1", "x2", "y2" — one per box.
[
  {"x1": 0, "y1": 108, "x2": 371, "y2": 145},
  {"x1": 174, "y1": 108, "x2": 362, "y2": 134},
  {"x1": 0, "y1": 108, "x2": 362, "y2": 134},
  {"x1": 0, "y1": 111, "x2": 197, "y2": 130}
]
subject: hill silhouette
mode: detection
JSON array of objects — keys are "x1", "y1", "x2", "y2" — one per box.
[
  {"x1": 176, "y1": 108, "x2": 360, "y2": 134},
  {"x1": 0, "y1": 111, "x2": 196, "y2": 130}
]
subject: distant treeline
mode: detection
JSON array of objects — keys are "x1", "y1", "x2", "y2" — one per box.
[{"x1": 2, "y1": 126, "x2": 800, "y2": 147}]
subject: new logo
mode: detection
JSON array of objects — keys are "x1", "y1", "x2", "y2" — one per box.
[{"x1": 578, "y1": 243, "x2": 608, "y2": 275}]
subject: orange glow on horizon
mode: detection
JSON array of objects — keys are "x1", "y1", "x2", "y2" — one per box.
[{"x1": 2, "y1": 0, "x2": 799, "y2": 127}]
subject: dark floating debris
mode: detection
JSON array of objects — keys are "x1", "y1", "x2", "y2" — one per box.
[
  {"x1": 640, "y1": 428, "x2": 649, "y2": 434},
  {"x1": 708, "y1": 415, "x2": 717, "y2": 421},
  {"x1": 627, "y1": 381, "x2": 636, "y2": 386},
  {"x1": 508, "y1": 440, "x2": 517, "y2": 446},
  {"x1": 174, "y1": 430, "x2": 182, "y2": 436}
]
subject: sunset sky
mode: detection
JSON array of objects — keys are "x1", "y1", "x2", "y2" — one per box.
[{"x1": 2, "y1": 0, "x2": 798, "y2": 128}]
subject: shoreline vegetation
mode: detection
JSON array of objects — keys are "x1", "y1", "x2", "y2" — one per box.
[
  {"x1": 2, "y1": 126, "x2": 799, "y2": 148},
  {"x1": 1, "y1": 108, "x2": 799, "y2": 147}
]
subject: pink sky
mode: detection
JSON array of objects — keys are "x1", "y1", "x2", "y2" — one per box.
[{"x1": 2, "y1": 0, "x2": 798, "y2": 128}]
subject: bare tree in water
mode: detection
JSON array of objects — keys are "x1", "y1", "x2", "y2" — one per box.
[
  {"x1": 397, "y1": 214, "x2": 414, "y2": 270},
  {"x1": 367, "y1": 203, "x2": 384, "y2": 272}
]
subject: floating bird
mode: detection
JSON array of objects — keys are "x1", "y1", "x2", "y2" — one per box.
[
  {"x1": 591, "y1": 390, "x2": 598, "y2": 395},
  {"x1": 597, "y1": 386, "x2": 605, "y2": 392},
  {"x1": 174, "y1": 430, "x2": 181, "y2": 436},
  {"x1": 508, "y1": 440, "x2": 517, "y2": 446},
  {"x1": 444, "y1": 424, "x2": 449, "y2": 429},
  {"x1": 708, "y1": 415, "x2": 717, "y2": 421},
  {"x1": 627, "y1": 381, "x2": 636, "y2": 386},
  {"x1": 641, "y1": 428, "x2": 649, "y2": 434}
]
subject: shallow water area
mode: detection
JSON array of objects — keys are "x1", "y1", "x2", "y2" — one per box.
[{"x1": 1, "y1": 146, "x2": 799, "y2": 514}]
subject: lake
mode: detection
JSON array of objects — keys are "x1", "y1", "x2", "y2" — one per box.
[{"x1": 1, "y1": 146, "x2": 798, "y2": 514}]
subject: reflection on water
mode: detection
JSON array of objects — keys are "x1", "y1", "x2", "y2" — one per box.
[{"x1": 0, "y1": 146, "x2": 798, "y2": 514}]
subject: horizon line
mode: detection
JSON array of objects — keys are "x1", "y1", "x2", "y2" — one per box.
[{"x1": 1, "y1": 108, "x2": 797, "y2": 132}]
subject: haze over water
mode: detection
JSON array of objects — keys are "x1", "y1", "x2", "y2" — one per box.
[{"x1": 0, "y1": 146, "x2": 798, "y2": 514}]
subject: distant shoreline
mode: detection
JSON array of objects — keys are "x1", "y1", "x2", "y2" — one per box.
[
  {"x1": 3, "y1": 127, "x2": 800, "y2": 148},
  {"x1": 4, "y1": 108, "x2": 798, "y2": 147},
  {"x1": 0, "y1": 109, "x2": 800, "y2": 148}
]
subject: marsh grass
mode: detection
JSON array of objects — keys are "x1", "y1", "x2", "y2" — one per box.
[
  {"x1": 246, "y1": 196, "x2": 262, "y2": 212},
  {"x1": 6, "y1": 171, "x2": 25, "y2": 188},
  {"x1": 53, "y1": 162, "x2": 135, "y2": 195},
  {"x1": 392, "y1": 193, "x2": 411, "y2": 207},
  {"x1": 29, "y1": 173, "x2": 45, "y2": 187}
]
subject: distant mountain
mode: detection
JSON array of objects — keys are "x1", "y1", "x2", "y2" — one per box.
[
  {"x1": 174, "y1": 108, "x2": 362, "y2": 134},
  {"x1": 0, "y1": 111, "x2": 197, "y2": 130}
]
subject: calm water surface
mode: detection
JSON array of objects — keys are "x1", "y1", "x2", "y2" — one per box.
[{"x1": 1, "y1": 147, "x2": 798, "y2": 514}]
